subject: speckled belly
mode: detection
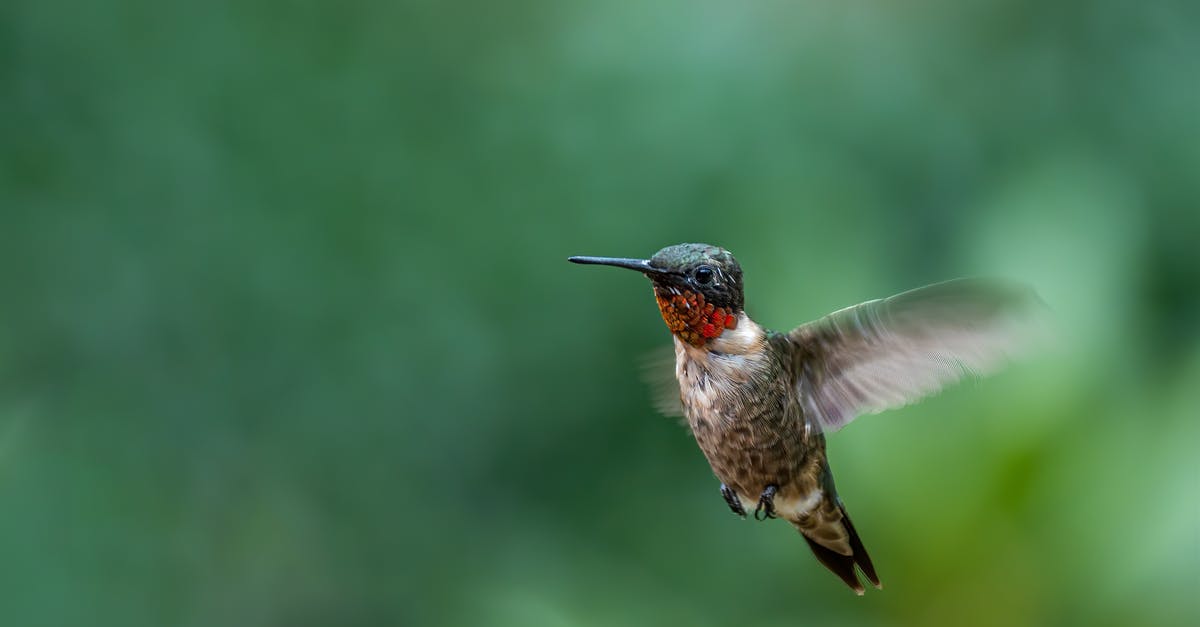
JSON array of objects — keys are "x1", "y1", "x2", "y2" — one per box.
[{"x1": 685, "y1": 400, "x2": 822, "y2": 516}]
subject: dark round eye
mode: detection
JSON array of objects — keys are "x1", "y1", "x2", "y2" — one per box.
[{"x1": 693, "y1": 266, "x2": 714, "y2": 284}]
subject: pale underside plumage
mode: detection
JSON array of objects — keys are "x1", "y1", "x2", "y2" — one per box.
[{"x1": 646, "y1": 278, "x2": 1045, "y2": 432}]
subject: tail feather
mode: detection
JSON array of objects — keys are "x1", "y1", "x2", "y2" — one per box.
[
  {"x1": 840, "y1": 505, "x2": 880, "y2": 589},
  {"x1": 799, "y1": 504, "x2": 880, "y2": 594},
  {"x1": 801, "y1": 533, "x2": 866, "y2": 595}
]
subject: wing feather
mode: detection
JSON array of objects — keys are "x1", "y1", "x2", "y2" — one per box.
[
  {"x1": 788, "y1": 278, "x2": 1045, "y2": 433},
  {"x1": 640, "y1": 344, "x2": 685, "y2": 420}
]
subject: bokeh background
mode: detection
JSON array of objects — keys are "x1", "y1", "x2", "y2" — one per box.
[{"x1": 2, "y1": 1, "x2": 1198, "y2": 625}]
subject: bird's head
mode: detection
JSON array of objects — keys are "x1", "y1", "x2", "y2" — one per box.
[{"x1": 569, "y1": 243, "x2": 745, "y2": 347}]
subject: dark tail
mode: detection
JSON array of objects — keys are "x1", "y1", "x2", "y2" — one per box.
[{"x1": 799, "y1": 503, "x2": 881, "y2": 595}]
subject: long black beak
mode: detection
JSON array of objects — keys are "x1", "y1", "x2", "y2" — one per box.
[{"x1": 568, "y1": 256, "x2": 665, "y2": 275}]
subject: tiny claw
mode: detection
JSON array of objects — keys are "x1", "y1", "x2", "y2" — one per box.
[
  {"x1": 753, "y1": 485, "x2": 778, "y2": 521},
  {"x1": 721, "y1": 484, "x2": 747, "y2": 518}
]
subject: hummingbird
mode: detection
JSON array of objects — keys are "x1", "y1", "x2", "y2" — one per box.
[{"x1": 569, "y1": 243, "x2": 1041, "y2": 594}]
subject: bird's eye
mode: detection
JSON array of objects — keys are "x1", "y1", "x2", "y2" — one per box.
[{"x1": 694, "y1": 266, "x2": 714, "y2": 284}]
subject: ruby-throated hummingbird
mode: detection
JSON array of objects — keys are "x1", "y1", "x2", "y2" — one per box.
[{"x1": 569, "y1": 243, "x2": 1041, "y2": 594}]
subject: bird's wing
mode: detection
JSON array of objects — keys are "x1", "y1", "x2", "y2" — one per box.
[
  {"x1": 785, "y1": 278, "x2": 1045, "y2": 433},
  {"x1": 641, "y1": 344, "x2": 686, "y2": 421}
]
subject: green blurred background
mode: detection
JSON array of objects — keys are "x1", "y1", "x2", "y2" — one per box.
[{"x1": 2, "y1": 1, "x2": 1198, "y2": 625}]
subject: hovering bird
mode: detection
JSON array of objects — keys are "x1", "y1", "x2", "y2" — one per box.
[{"x1": 569, "y1": 243, "x2": 1041, "y2": 594}]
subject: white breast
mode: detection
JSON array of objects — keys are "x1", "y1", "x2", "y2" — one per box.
[{"x1": 673, "y1": 314, "x2": 771, "y2": 422}]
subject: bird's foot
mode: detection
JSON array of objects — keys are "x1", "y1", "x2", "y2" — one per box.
[
  {"x1": 721, "y1": 484, "x2": 746, "y2": 518},
  {"x1": 754, "y1": 485, "x2": 778, "y2": 521}
]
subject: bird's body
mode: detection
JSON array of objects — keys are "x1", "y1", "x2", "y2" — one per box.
[
  {"x1": 672, "y1": 312, "x2": 877, "y2": 591},
  {"x1": 569, "y1": 243, "x2": 1040, "y2": 594},
  {"x1": 675, "y1": 316, "x2": 813, "y2": 521}
]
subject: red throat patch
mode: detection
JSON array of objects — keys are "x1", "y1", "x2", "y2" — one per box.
[{"x1": 654, "y1": 288, "x2": 738, "y2": 347}]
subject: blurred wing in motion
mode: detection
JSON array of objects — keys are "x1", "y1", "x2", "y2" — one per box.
[
  {"x1": 786, "y1": 278, "x2": 1047, "y2": 433},
  {"x1": 640, "y1": 344, "x2": 685, "y2": 421}
]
